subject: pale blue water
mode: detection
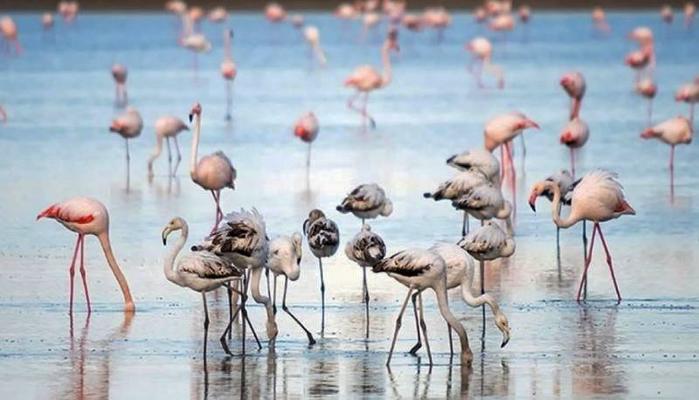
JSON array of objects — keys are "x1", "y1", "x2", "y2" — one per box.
[{"x1": 1, "y1": 10, "x2": 698, "y2": 399}]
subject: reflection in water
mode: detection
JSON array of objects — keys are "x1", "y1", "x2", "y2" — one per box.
[
  {"x1": 351, "y1": 352, "x2": 384, "y2": 397},
  {"x1": 308, "y1": 343, "x2": 339, "y2": 397},
  {"x1": 149, "y1": 174, "x2": 181, "y2": 197},
  {"x1": 572, "y1": 307, "x2": 627, "y2": 396}
]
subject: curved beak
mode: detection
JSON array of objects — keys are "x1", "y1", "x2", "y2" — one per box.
[
  {"x1": 501, "y1": 332, "x2": 511, "y2": 348},
  {"x1": 525, "y1": 119, "x2": 540, "y2": 129},
  {"x1": 162, "y1": 227, "x2": 171, "y2": 246},
  {"x1": 302, "y1": 219, "x2": 309, "y2": 235},
  {"x1": 446, "y1": 155, "x2": 456, "y2": 164},
  {"x1": 188, "y1": 113, "x2": 193, "y2": 123},
  {"x1": 528, "y1": 192, "x2": 538, "y2": 212}
]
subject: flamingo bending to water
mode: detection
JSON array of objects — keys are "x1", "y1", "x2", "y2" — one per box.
[
  {"x1": 148, "y1": 116, "x2": 189, "y2": 178},
  {"x1": 37, "y1": 197, "x2": 135, "y2": 313},
  {"x1": 188, "y1": 103, "x2": 237, "y2": 235},
  {"x1": 529, "y1": 170, "x2": 635, "y2": 302},
  {"x1": 373, "y1": 248, "x2": 473, "y2": 366},
  {"x1": 303, "y1": 209, "x2": 340, "y2": 334},
  {"x1": 344, "y1": 29, "x2": 399, "y2": 129}
]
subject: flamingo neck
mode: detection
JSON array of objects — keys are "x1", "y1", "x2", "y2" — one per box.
[
  {"x1": 433, "y1": 279, "x2": 471, "y2": 363},
  {"x1": 223, "y1": 30, "x2": 232, "y2": 61},
  {"x1": 250, "y1": 266, "x2": 277, "y2": 334},
  {"x1": 546, "y1": 181, "x2": 578, "y2": 228},
  {"x1": 460, "y1": 264, "x2": 500, "y2": 313},
  {"x1": 571, "y1": 98, "x2": 582, "y2": 120},
  {"x1": 97, "y1": 232, "x2": 135, "y2": 312},
  {"x1": 190, "y1": 114, "x2": 201, "y2": 180},
  {"x1": 380, "y1": 44, "x2": 392, "y2": 87},
  {"x1": 147, "y1": 134, "x2": 164, "y2": 174},
  {"x1": 163, "y1": 226, "x2": 188, "y2": 287}
]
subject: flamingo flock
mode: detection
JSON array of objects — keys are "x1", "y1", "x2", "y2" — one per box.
[{"x1": 11, "y1": 0, "x2": 696, "y2": 377}]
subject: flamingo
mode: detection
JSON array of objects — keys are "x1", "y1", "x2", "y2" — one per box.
[
  {"x1": 466, "y1": 37, "x2": 505, "y2": 89},
  {"x1": 344, "y1": 29, "x2": 399, "y2": 129},
  {"x1": 592, "y1": 7, "x2": 611, "y2": 34},
  {"x1": 161, "y1": 217, "x2": 244, "y2": 356},
  {"x1": 345, "y1": 224, "x2": 386, "y2": 338},
  {"x1": 302, "y1": 26, "x2": 327, "y2": 67},
  {"x1": 628, "y1": 27, "x2": 655, "y2": 78},
  {"x1": 560, "y1": 117, "x2": 589, "y2": 178},
  {"x1": 336, "y1": 183, "x2": 393, "y2": 227},
  {"x1": 661, "y1": 5, "x2": 674, "y2": 24},
  {"x1": 641, "y1": 116, "x2": 693, "y2": 182},
  {"x1": 409, "y1": 243, "x2": 510, "y2": 356},
  {"x1": 675, "y1": 81, "x2": 699, "y2": 125},
  {"x1": 423, "y1": 171, "x2": 489, "y2": 236},
  {"x1": 447, "y1": 148, "x2": 501, "y2": 184},
  {"x1": 303, "y1": 209, "x2": 340, "y2": 334},
  {"x1": 335, "y1": 3, "x2": 357, "y2": 20},
  {"x1": 451, "y1": 183, "x2": 513, "y2": 234},
  {"x1": 188, "y1": 103, "x2": 237, "y2": 235},
  {"x1": 685, "y1": 2, "x2": 696, "y2": 28},
  {"x1": 42, "y1": 13, "x2": 54, "y2": 30},
  {"x1": 36, "y1": 197, "x2": 135, "y2": 313},
  {"x1": 534, "y1": 170, "x2": 578, "y2": 261},
  {"x1": 529, "y1": 170, "x2": 636, "y2": 302},
  {"x1": 111, "y1": 64, "x2": 128, "y2": 107},
  {"x1": 402, "y1": 14, "x2": 423, "y2": 31},
  {"x1": 265, "y1": 3, "x2": 286, "y2": 23},
  {"x1": 191, "y1": 208, "x2": 277, "y2": 353},
  {"x1": 0, "y1": 16, "x2": 21, "y2": 54},
  {"x1": 165, "y1": 0, "x2": 186, "y2": 14},
  {"x1": 560, "y1": 72, "x2": 586, "y2": 121},
  {"x1": 518, "y1": 5, "x2": 531, "y2": 23},
  {"x1": 267, "y1": 233, "x2": 316, "y2": 345},
  {"x1": 220, "y1": 28, "x2": 237, "y2": 121},
  {"x1": 207, "y1": 7, "x2": 228, "y2": 23},
  {"x1": 294, "y1": 112, "x2": 319, "y2": 168},
  {"x1": 422, "y1": 7, "x2": 451, "y2": 42},
  {"x1": 147, "y1": 116, "x2": 189, "y2": 178},
  {"x1": 489, "y1": 13, "x2": 515, "y2": 40},
  {"x1": 473, "y1": 7, "x2": 487, "y2": 23},
  {"x1": 290, "y1": 14, "x2": 304, "y2": 28},
  {"x1": 636, "y1": 78, "x2": 657, "y2": 126},
  {"x1": 109, "y1": 107, "x2": 143, "y2": 179},
  {"x1": 372, "y1": 248, "x2": 473, "y2": 367},
  {"x1": 180, "y1": 16, "x2": 211, "y2": 72},
  {"x1": 362, "y1": 12, "x2": 381, "y2": 35},
  {"x1": 0, "y1": 105, "x2": 6, "y2": 122},
  {"x1": 58, "y1": 1, "x2": 79, "y2": 23}
]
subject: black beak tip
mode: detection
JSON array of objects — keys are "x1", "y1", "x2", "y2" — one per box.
[
  {"x1": 188, "y1": 114, "x2": 193, "y2": 123},
  {"x1": 529, "y1": 203, "x2": 536, "y2": 212},
  {"x1": 162, "y1": 237, "x2": 167, "y2": 246},
  {"x1": 501, "y1": 338, "x2": 509, "y2": 348},
  {"x1": 446, "y1": 155, "x2": 455, "y2": 164}
]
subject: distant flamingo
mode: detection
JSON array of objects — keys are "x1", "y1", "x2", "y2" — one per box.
[
  {"x1": 636, "y1": 78, "x2": 657, "y2": 125},
  {"x1": 220, "y1": 28, "x2": 237, "y2": 121},
  {"x1": 290, "y1": 14, "x2": 304, "y2": 28},
  {"x1": 0, "y1": 16, "x2": 21, "y2": 54},
  {"x1": 560, "y1": 72, "x2": 586, "y2": 120},
  {"x1": 58, "y1": 1, "x2": 79, "y2": 23},
  {"x1": 147, "y1": 116, "x2": 189, "y2": 178},
  {"x1": 466, "y1": 37, "x2": 504, "y2": 89},
  {"x1": 363, "y1": 12, "x2": 381, "y2": 35},
  {"x1": 293, "y1": 111, "x2": 319, "y2": 167},
  {"x1": 303, "y1": 209, "x2": 340, "y2": 334},
  {"x1": 641, "y1": 116, "x2": 693, "y2": 182},
  {"x1": 345, "y1": 224, "x2": 386, "y2": 338},
  {"x1": 661, "y1": 5, "x2": 674, "y2": 24},
  {"x1": 373, "y1": 248, "x2": 473, "y2": 366},
  {"x1": 267, "y1": 233, "x2": 316, "y2": 345},
  {"x1": 685, "y1": 3, "x2": 696, "y2": 28},
  {"x1": 518, "y1": 5, "x2": 531, "y2": 23},
  {"x1": 592, "y1": 7, "x2": 611, "y2": 33},
  {"x1": 335, "y1": 3, "x2": 358, "y2": 20},
  {"x1": 402, "y1": 14, "x2": 422, "y2": 31},
  {"x1": 675, "y1": 81, "x2": 699, "y2": 125},
  {"x1": 180, "y1": 15, "x2": 211, "y2": 72},
  {"x1": 207, "y1": 7, "x2": 228, "y2": 23},
  {"x1": 489, "y1": 13, "x2": 515, "y2": 40},
  {"x1": 628, "y1": 26, "x2": 655, "y2": 78},
  {"x1": 109, "y1": 107, "x2": 143, "y2": 178},
  {"x1": 161, "y1": 217, "x2": 244, "y2": 356},
  {"x1": 37, "y1": 197, "x2": 136, "y2": 313},
  {"x1": 188, "y1": 103, "x2": 237, "y2": 234},
  {"x1": 0, "y1": 105, "x2": 6, "y2": 122},
  {"x1": 344, "y1": 29, "x2": 399, "y2": 129},
  {"x1": 422, "y1": 7, "x2": 451, "y2": 42},
  {"x1": 265, "y1": 3, "x2": 287, "y2": 23},
  {"x1": 111, "y1": 64, "x2": 128, "y2": 107},
  {"x1": 42, "y1": 13, "x2": 54, "y2": 30},
  {"x1": 302, "y1": 26, "x2": 327, "y2": 67},
  {"x1": 559, "y1": 117, "x2": 589, "y2": 177},
  {"x1": 529, "y1": 170, "x2": 635, "y2": 302}
]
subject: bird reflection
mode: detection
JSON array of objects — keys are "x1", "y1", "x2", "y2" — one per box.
[
  {"x1": 308, "y1": 355, "x2": 339, "y2": 397},
  {"x1": 149, "y1": 173, "x2": 181, "y2": 197}
]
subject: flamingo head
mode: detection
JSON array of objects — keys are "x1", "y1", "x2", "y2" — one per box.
[
  {"x1": 495, "y1": 311, "x2": 511, "y2": 348},
  {"x1": 162, "y1": 217, "x2": 187, "y2": 245},
  {"x1": 109, "y1": 119, "x2": 123, "y2": 133},
  {"x1": 528, "y1": 181, "x2": 551, "y2": 212},
  {"x1": 517, "y1": 117, "x2": 540, "y2": 130},
  {"x1": 640, "y1": 127, "x2": 658, "y2": 139},
  {"x1": 302, "y1": 209, "x2": 325, "y2": 235},
  {"x1": 189, "y1": 102, "x2": 202, "y2": 122}
]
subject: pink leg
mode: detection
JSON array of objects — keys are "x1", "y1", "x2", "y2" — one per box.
[
  {"x1": 78, "y1": 235, "x2": 91, "y2": 313},
  {"x1": 68, "y1": 235, "x2": 81, "y2": 314},
  {"x1": 596, "y1": 224, "x2": 622, "y2": 302},
  {"x1": 670, "y1": 145, "x2": 675, "y2": 192},
  {"x1": 361, "y1": 92, "x2": 375, "y2": 129},
  {"x1": 506, "y1": 141, "x2": 516, "y2": 215},
  {"x1": 210, "y1": 190, "x2": 223, "y2": 235},
  {"x1": 576, "y1": 222, "x2": 598, "y2": 302},
  {"x1": 570, "y1": 147, "x2": 576, "y2": 179}
]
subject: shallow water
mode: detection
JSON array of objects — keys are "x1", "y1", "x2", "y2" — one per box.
[{"x1": 1, "y1": 10, "x2": 699, "y2": 399}]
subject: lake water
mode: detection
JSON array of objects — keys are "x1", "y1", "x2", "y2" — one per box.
[{"x1": 1, "y1": 10, "x2": 698, "y2": 399}]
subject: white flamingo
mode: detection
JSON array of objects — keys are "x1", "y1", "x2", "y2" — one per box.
[
  {"x1": 303, "y1": 26, "x2": 327, "y2": 66},
  {"x1": 303, "y1": 209, "x2": 340, "y2": 334},
  {"x1": 188, "y1": 102, "x2": 237, "y2": 235},
  {"x1": 446, "y1": 148, "x2": 500, "y2": 184},
  {"x1": 111, "y1": 64, "x2": 128, "y2": 106},
  {"x1": 147, "y1": 116, "x2": 189, "y2": 178}
]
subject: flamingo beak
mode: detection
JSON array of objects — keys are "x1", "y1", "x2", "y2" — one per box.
[
  {"x1": 188, "y1": 113, "x2": 193, "y2": 123},
  {"x1": 501, "y1": 334, "x2": 510, "y2": 348},
  {"x1": 162, "y1": 227, "x2": 171, "y2": 246},
  {"x1": 526, "y1": 119, "x2": 540, "y2": 129},
  {"x1": 528, "y1": 192, "x2": 538, "y2": 212},
  {"x1": 446, "y1": 155, "x2": 456, "y2": 165},
  {"x1": 109, "y1": 120, "x2": 121, "y2": 132},
  {"x1": 640, "y1": 128, "x2": 655, "y2": 139}
]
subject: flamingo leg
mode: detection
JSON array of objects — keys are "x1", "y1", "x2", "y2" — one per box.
[
  {"x1": 318, "y1": 257, "x2": 325, "y2": 335},
  {"x1": 347, "y1": 91, "x2": 373, "y2": 129},
  {"x1": 78, "y1": 234, "x2": 91, "y2": 314},
  {"x1": 124, "y1": 139, "x2": 131, "y2": 188},
  {"x1": 225, "y1": 80, "x2": 233, "y2": 121},
  {"x1": 520, "y1": 134, "x2": 527, "y2": 161},
  {"x1": 596, "y1": 224, "x2": 622, "y2": 303},
  {"x1": 447, "y1": 323, "x2": 454, "y2": 356},
  {"x1": 556, "y1": 226, "x2": 561, "y2": 273},
  {"x1": 363, "y1": 266, "x2": 370, "y2": 339},
  {"x1": 577, "y1": 221, "x2": 598, "y2": 302},
  {"x1": 499, "y1": 145, "x2": 505, "y2": 183},
  {"x1": 506, "y1": 141, "x2": 517, "y2": 215},
  {"x1": 408, "y1": 291, "x2": 422, "y2": 355},
  {"x1": 461, "y1": 211, "x2": 469, "y2": 237},
  {"x1": 647, "y1": 99, "x2": 653, "y2": 126},
  {"x1": 480, "y1": 259, "x2": 486, "y2": 339},
  {"x1": 282, "y1": 276, "x2": 316, "y2": 345},
  {"x1": 417, "y1": 292, "x2": 433, "y2": 365},
  {"x1": 209, "y1": 190, "x2": 223, "y2": 235},
  {"x1": 172, "y1": 135, "x2": 182, "y2": 176},
  {"x1": 386, "y1": 287, "x2": 414, "y2": 366},
  {"x1": 226, "y1": 282, "x2": 233, "y2": 340},
  {"x1": 570, "y1": 147, "x2": 576, "y2": 179},
  {"x1": 165, "y1": 137, "x2": 172, "y2": 176},
  {"x1": 68, "y1": 234, "x2": 81, "y2": 314},
  {"x1": 362, "y1": 92, "x2": 376, "y2": 129},
  {"x1": 272, "y1": 275, "x2": 278, "y2": 315},
  {"x1": 202, "y1": 292, "x2": 209, "y2": 356},
  {"x1": 582, "y1": 221, "x2": 588, "y2": 298}
]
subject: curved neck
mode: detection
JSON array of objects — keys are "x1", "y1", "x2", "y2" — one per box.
[
  {"x1": 249, "y1": 266, "x2": 276, "y2": 328},
  {"x1": 571, "y1": 98, "x2": 582, "y2": 120},
  {"x1": 460, "y1": 265, "x2": 501, "y2": 316},
  {"x1": 164, "y1": 226, "x2": 188, "y2": 287},
  {"x1": 380, "y1": 44, "x2": 392, "y2": 87},
  {"x1": 190, "y1": 114, "x2": 201, "y2": 179},
  {"x1": 147, "y1": 134, "x2": 164, "y2": 173},
  {"x1": 433, "y1": 280, "x2": 471, "y2": 356},
  {"x1": 546, "y1": 182, "x2": 577, "y2": 228},
  {"x1": 97, "y1": 232, "x2": 135, "y2": 312}
]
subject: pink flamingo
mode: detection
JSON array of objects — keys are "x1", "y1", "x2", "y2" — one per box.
[
  {"x1": 518, "y1": 5, "x2": 531, "y2": 23},
  {"x1": 58, "y1": 1, "x2": 79, "y2": 23},
  {"x1": 148, "y1": 115, "x2": 189, "y2": 178},
  {"x1": 627, "y1": 27, "x2": 655, "y2": 79},
  {"x1": 42, "y1": 13, "x2": 54, "y2": 30},
  {"x1": 294, "y1": 111, "x2": 319, "y2": 167},
  {"x1": 636, "y1": 78, "x2": 657, "y2": 125},
  {"x1": 560, "y1": 71, "x2": 586, "y2": 120},
  {"x1": 661, "y1": 5, "x2": 674, "y2": 24},
  {"x1": 466, "y1": 37, "x2": 505, "y2": 89},
  {"x1": 335, "y1": 3, "x2": 358, "y2": 20},
  {"x1": 344, "y1": 29, "x2": 399, "y2": 129},
  {"x1": 592, "y1": 7, "x2": 611, "y2": 34},
  {"x1": 422, "y1": 7, "x2": 451, "y2": 42},
  {"x1": 529, "y1": 170, "x2": 635, "y2": 302},
  {"x1": 0, "y1": 16, "x2": 21, "y2": 54},
  {"x1": 37, "y1": 197, "x2": 136, "y2": 313},
  {"x1": 188, "y1": 103, "x2": 237, "y2": 235},
  {"x1": 489, "y1": 13, "x2": 515, "y2": 41},
  {"x1": 675, "y1": 81, "x2": 699, "y2": 125},
  {"x1": 208, "y1": 7, "x2": 228, "y2": 23},
  {"x1": 109, "y1": 107, "x2": 143, "y2": 180},
  {"x1": 0, "y1": 105, "x2": 6, "y2": 122},
  {"x1": 484, "y1": 111, "x2": 540, "y2": 187},
  {"x1": 265, "y1": 3, "x2": 287, "y2": 23},
  {"x1": 641, "y1": 116, "x2": 693, "y2": 185},
  {"x1": 685, "y1": 3, "x2": 696, "y2": 28},
  {"x1": 221, "y1": 29, "x2": 237, "y2": 121},
  {"x1": 111, "y1": 64, "x2": 128, "y2": 107},
  {"x1": 559, "y1": 117, "x2": 589, "y2": 178}
]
